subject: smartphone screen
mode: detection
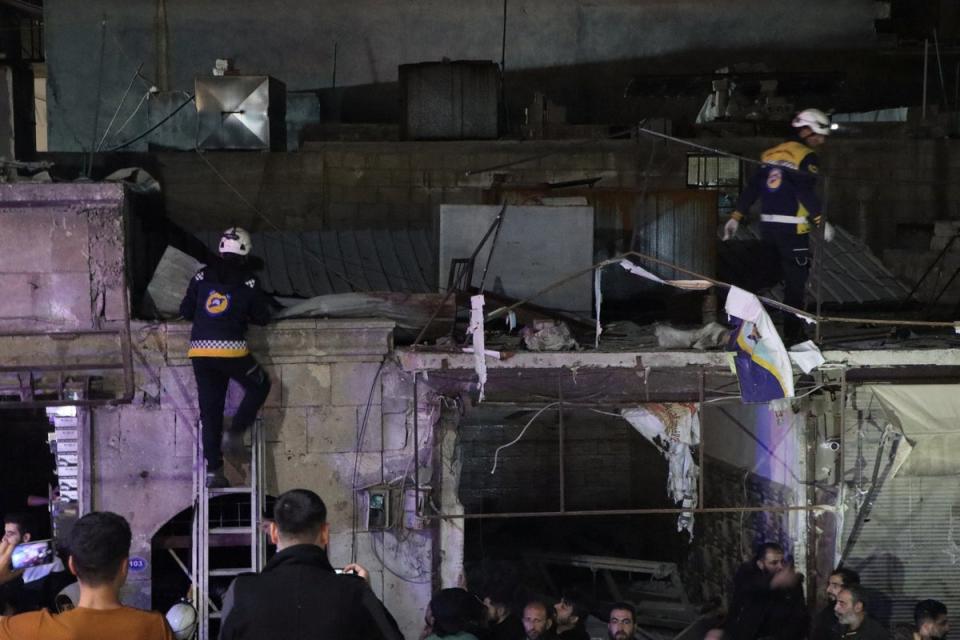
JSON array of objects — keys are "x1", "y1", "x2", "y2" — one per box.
[{"x1": 11, "y1": 540, "x2": 55, "y2": 570}]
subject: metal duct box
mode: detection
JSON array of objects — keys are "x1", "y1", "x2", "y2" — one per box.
[
  {"x1": 399, "y1": 61, "x2": 499, "y2": 140},
  {"x1": 195, "y1": 75, "x2": 286, "y2": 150}
]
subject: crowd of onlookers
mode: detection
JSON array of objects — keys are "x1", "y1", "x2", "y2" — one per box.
[{"x1": 0, "y1": 499, "x2": 949, "y2": 640}]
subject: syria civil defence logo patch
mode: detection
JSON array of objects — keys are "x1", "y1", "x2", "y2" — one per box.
[
  {"x1": 766, "y1": 168, "x2": 782, "y2": 191},
  {"x1": 204, "y1": 291, "x2": 231, "y2": 316}
]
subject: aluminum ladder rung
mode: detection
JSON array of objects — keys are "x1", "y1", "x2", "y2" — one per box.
[
  {"x1": 208, "y1": 526, "x2": 255, "y2": 536},
  {"x1": 209, "y1": 567, "x2": 252, "y2": 577},
  {"x1": 207, "y1": 486, "x2": 253, "y2": 496}
]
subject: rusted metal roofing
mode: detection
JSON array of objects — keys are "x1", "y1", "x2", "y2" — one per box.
[{"x1": 195, "y1": 229, "x2": 436, "y2": 296}]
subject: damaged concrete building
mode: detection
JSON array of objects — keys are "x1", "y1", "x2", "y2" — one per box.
[{"x1": 2, "y1": 2, "x2": 960, "y2": 639}]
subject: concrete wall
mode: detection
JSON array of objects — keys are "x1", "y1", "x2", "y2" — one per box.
[
  {"x1": 88, "y1": 318, "x2": 433, "y2": 637},
  {"x1": 43, "y1": 0, "x2": 881, "y2": 150}
]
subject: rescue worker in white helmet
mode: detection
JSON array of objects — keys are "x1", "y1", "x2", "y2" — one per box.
[
  {"x1": 179, "y1": 227, "x2": 272, "y2": 488},
  {"x1": 722, "y1": 108, "x2": 835, "y2": 345}
]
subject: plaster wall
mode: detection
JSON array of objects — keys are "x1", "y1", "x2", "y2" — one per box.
[
  {"x1": 123, "y1": 135, "x2": 957, "y2": 278},
  {"x1": 43, "y1": 0, "x2": 880, "y2": 150},
  {"x1": 87, "y1": 318, "x2": 433, "y2": 637}
]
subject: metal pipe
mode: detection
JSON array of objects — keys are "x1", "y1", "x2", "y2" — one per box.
[
  {"x1": 413, "y1": 371, "x2": 420, "y2": 524},
  {"x1": 934, "y1": 29, "x2": 948, "y2": 110},
  {"x1": 814, "y1": 176, "x2": 829, "y2": 344},
  {"x1": 425, "y1": 504, "x2": 834, "y2": 520},
  {"x1": 86, "y1": 19, "x2": 107, "y2": 178},
  {"x1": 0, "y1": 362, "x2": 124, "y2": 372},
  {"x1": 698, "y1": 370, "x2": 705, "y2": 509},
  {"x1": 923, "y1": 38, "x2": 929, "y2": 121},
  {"x1": 558, "y1": 374, "x2": 565, "y2": 513}
]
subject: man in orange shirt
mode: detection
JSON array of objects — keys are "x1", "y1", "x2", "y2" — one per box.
[{"x1": 0, "y1": 511, "x2": 174, "y2": 640}]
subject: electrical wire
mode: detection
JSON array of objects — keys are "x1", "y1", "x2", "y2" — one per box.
[
  {"x1": 370, "y1": 531, "x2": 432, "y2": 584},
  {"x1": 350, "y1": 360, "x2": 386, "y2": 564},
  {"x1": 486, "y1": 250, "x2": 960, "y2": 331},
  {"x1": 489, "y1": 402, "x2": 559, "y2": 474},
  {"x1": 105, "y1": 94, "x2": 196, "y2": 151}
]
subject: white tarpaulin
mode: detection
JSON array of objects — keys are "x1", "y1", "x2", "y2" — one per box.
[{"x1": 621, "y1": 403, "x2": 700, "y2": 537}]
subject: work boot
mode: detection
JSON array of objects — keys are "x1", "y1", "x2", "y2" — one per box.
[
  {"x1": 205, "y1": 468, "x2": 230, "y2": 489},
  {"x1": 222, "y1": 430, "x2": 250, "y2": 464}
]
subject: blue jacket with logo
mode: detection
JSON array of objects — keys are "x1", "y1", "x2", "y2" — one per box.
[
  {"x1": 733, "y1": 138, "x2": 823, "y2": 236},
  {"x1": 179, "y1": 258, "x2": 271, "y2": 358}
]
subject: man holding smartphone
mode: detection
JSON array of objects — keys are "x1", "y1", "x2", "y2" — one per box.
[
  {"x1": 0, "y1": 512, "x2": 174, "y2": 639},
  {"x1": 1, "y1": 513, "x2": 69, "y2": 613}
]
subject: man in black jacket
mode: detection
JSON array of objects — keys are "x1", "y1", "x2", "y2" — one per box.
[
  {"x1": 219, "y1": 489, "x2": 400, "y2": 640},
  {"x1": 835, "y1": 585, "x2": 889, "y2": 640},
  {"x1": 179, "y1": 227, "x2": 272, "y2": 488},
  {"x1": 811, "y1": 568, "x2": 860, "y2": 640},
  {"x1": 726, "y1": 543, "x2": 808, "y2": 640}
]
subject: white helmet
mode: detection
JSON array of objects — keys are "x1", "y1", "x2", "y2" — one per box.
[
  {"x1": 791, "y1": 108, "x2": 831, "y2": 135},
  {"x1": 166, "y1": 600, "x2": 198, "y2": 640},
  {"x1": 219, "y1": 227, "x2": 251, "y2": 256}
]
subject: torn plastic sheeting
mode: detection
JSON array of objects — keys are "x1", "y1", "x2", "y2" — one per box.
[
  {"x1": 621, "y1": 404, "x2": 700, "y2": 538},
  {"x1": 468, "y1": 294, "x2": 487, "y2": 402},
  {"x1": 725, "y1": 286, "x2": 795, "y2": 402},
  {"x1": 788, "y1": 340, "x2": 825, "y2": 374},
  {"x1": 618, "y1": 259, "x2": 713, "y2": 290}
]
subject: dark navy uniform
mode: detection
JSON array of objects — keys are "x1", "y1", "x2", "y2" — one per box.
[
  {"x1": 733, "y1": 137, "x2": 823, "y2": 343},
  {"x1": 180, "y1": 256, "x2": 271, "y2": 471}
]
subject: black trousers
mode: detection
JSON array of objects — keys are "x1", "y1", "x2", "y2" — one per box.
[
  {"x1": 761, "y1": 227, "x2": 811, "y2": 345},
  {"x1": 192, "y1": 355, "x2": 271, "y2": 470}
]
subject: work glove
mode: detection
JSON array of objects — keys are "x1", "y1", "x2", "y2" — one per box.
[
  {"x1": 722, "y1": 217, "x2": 739, "y2": 241},
  {"x1": 823, "y1": 221, "x2": 835, "y2": 243}
]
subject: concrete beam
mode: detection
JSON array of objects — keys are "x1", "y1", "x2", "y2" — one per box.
[
  {"x1": 398, "y1": 347, "x2": 960, "y2": 374},
  {"x1": 165, "y1": 319, "x2": 395, "y2": 365}
]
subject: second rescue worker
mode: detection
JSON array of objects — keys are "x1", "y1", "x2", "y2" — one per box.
[{"x1": 722, "y1": 108, "x2": 836, "y2": 346}]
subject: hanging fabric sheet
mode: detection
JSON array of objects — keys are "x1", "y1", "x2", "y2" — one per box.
[
  {"x1": 725, "y1": 286, "x2": 795, "y2": 403},
  {"x1": 621, "y1": 403, "x2": 700, "y2": 537}
]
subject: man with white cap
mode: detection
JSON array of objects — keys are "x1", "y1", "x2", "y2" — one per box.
[
  {"x1": 721, "y1": 108, "x2": 835, "y2": 345},
  {"x1": 179, "y1": 227, "x2": 272, "y2": 488}
]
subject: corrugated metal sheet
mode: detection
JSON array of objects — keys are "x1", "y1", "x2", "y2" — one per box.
[
  {"x1": 841, "y1": 386, "x2": 960, "y2": 630},
  {"x1": 720, "y1": 226, "x2": 909, "y2": 306},
  {"x1": 633, "y1": 191, "x2": 719, "y2": 280},
  {"x1": 194, "y1": 229, "x2": 436, "y2": 297}
]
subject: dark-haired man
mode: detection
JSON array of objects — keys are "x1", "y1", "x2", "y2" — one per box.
[
  {"x1": 0, "y1": 511, "x2": 174, "y2": 639},
  {"x1": 913, "y1": 600, "x2": 949, "y2": 640},
  {"x1": 555, "y1": 592, "x2": 590, "y2": 640},
  {"x1": 726, "y1": 542, "x2": 808, "y2": 640},
  {"x1": 219, "y1": 488, "x2": 400, "y2": 640},
  {"x1": 812, "y1": 568, "x2": 861, "y2": 640},
  {"x1": 608, "y1": 602, "x2": 636, "y2": 640},
  {"x1": 834, "y1": 585, "x2": 888, "y2": 640},
  {"x1": 0, "y1": 512, "x2": 71, "y2": 613},
  {"x1": 482, "y1": 587, "x2": 523, "y2": 640}
]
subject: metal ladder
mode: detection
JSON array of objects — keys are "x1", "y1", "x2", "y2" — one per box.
[{"x1": 191, "y1": 418, "x2": 266, "y2": 640}]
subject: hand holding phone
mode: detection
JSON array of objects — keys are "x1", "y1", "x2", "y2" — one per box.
[{"x1": 11, "y1": 539, "x2": 55, "y2": 570}]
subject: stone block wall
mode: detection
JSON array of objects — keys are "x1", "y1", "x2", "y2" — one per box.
[
  {"x1": 0, "y1": 183, "x2": 126, "y2": 331},
  {"x1": 86, "y1": 318, "x2": 432, "y2": 637}
]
